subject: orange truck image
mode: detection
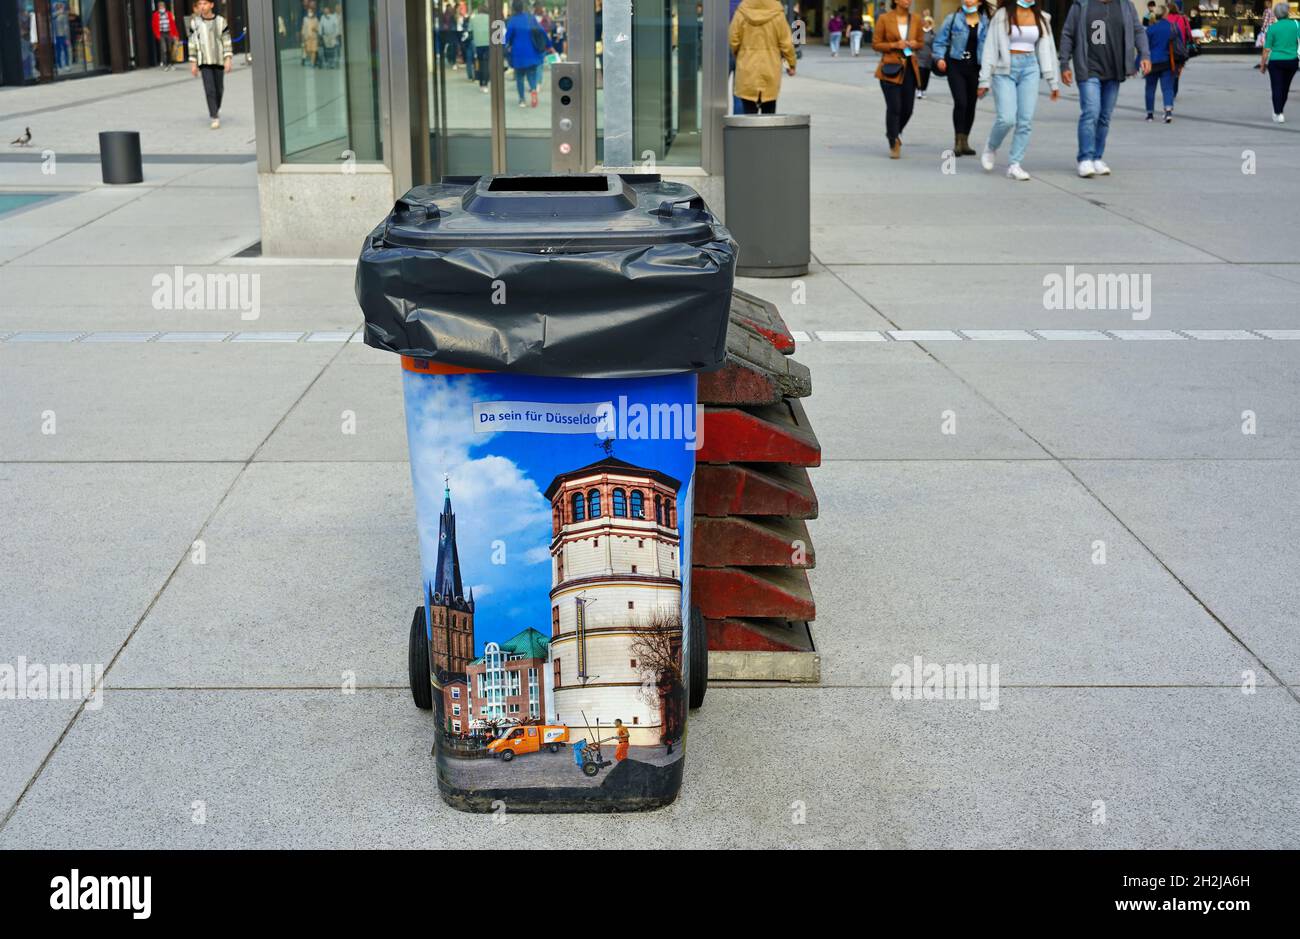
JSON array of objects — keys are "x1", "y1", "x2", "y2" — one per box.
[{"x1": 487, "y1": 724, "x2": 570, "y2": 762}]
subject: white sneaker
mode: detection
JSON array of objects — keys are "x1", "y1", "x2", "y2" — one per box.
[
  {"x1": 980, "y1": 145, "x2": 995, "y2": 172},
  {"x1": 1276, "y1": 113, "x2": 1287, "y2": 123},
  {"x1": 1006, "y1": 163, "x2": 1031, "y2": 181},
  {"x1": 210, "y1": 119, "x2": 220, "y2": 130},
  {"x1": 1077, "y1": 160, "x2": 1096, "y2": 178},
  {"x1": 1092, "y1": 159, "x2": 1111, "y2": 175}
]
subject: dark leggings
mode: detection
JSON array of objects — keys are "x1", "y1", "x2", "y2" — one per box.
[
  {"x1": 946, "y1": 58, "x2": 979, "y2": 135},
  {"x1": 200, "y1": 65, "x2": 225, "y2": 119},
  {"x1": 1268, "y1": 59, "x2": 1298, "y2": 115},
  {"x1": 741, "y1": 97, "x2": 776, "y2": 113},
  {"x1": 918, "y1": 65, "x2": 931, "y2": 91},
  {"x1": 880, "y1": 68, "x2": 917, "y2": 144}
]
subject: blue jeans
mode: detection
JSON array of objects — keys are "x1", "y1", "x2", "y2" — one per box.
[
  {"x1": 829, "y1": 32, "x2": 843, "y2": 54},
  {"x1": 1077, "y1": 77, "x2": 1121, "y2": 162},
  {"x1": 987, "y1": 53, "x2": 1040, "y2": 166},
  {"x1": 1144, "y1": 69, "x2": 1174, "y2": 112},
  {"x1": 515, "y1": 63, "x2": 541, "y2": 102}
]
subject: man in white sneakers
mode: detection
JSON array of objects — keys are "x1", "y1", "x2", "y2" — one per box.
[
  {"x1": 1059, "y1": 0, "x2": 1150, "y2": 178},
  {"x1": 188, "y1": 0, "x2": 234, "y2": 130}
]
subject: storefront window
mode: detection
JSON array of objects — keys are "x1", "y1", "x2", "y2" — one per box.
[
  {"x1": 273, "y1": 0, "x2": 383, "y2": 163},
  {"x1": 18, "y1": 0, "x2": 107, "y2": 81},
  {"x1": 1190, "y1": 1, "x2": 1281, "y2": 47}
]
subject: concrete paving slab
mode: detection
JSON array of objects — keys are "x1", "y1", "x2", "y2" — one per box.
[
  {"x1": 2, "y1": 685, "x2": 1295, "y2": 849},
  {"x1": 109, "y1": 462, "x2": 417, "y2": 688},
  {"x1": 806, "y1": 460, "x2": 1265, "y2": 688},
  {"x1": 255, "y1": 364, "x2": 407, "y2": 463},
  {"x1": 0, "y1": 344, "x2": 338, "y2": 461},
  {"x1": 930, "y1": 342, "x2": 1300, "y2": 459},
  {"x1": 1067, "y1": 460, "x2": 1300, "y2": 685},
  {"x1": 828, "y1": 260, "x2": 1297, "y2": 333},
  {"x1": 734, "y1": 263, "x2": 895, "y2": 334},
  {"x1": 792, "y1": 342, "x2": 1045, "y2": 461},
  {"x1": 0, "y1": 462, "x2": 240, "y2": 819},
  {"x1": 0, "y1": 264, "x2": 362, "y2": 333}
]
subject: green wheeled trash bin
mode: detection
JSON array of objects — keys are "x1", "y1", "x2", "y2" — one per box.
[{"x1": 356, "y1": 173, "x2": 736, "y2": 812}]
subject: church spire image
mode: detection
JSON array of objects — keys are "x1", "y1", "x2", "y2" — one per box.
[{"x1": 427, "y1": 479, "x2": 475, "y2": 676}]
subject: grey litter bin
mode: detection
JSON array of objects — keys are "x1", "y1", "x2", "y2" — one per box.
[
  {"x1": 98, "y1": 131, "x2": 143, "y2": 185},
  {"x1": 722, "y1": 114, "x2": 810, "y2": 278}
]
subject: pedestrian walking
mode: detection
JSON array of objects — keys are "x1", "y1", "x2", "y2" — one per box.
[
  {"x1": 1261, "y1": 3, "x2": 1300, "y2": 123},
  {"x1": 978, "y1": 0, "x2": 1060, "y2": 180},
  {"x1": 915, "y1": 13, "x2": 935, "y2": 99},
  {"x1": 1059, "y1": 0, "x2": 1151, "y2": 178},
  {"x1": 320, "y1": 5, "x2": 342, "y2": 69},
  {"x1": 1144, "y1": 9, "x2": 1185, "y2": 123},
  {"x1": 848, "y1": 6, "x2": 865, "y2": 56},
  {"x1": 470, "y1": 4, "x2": 492, "y2": 92},
  {"x1": 932, "y1": 1, "x2": 991, "y2": 157},
  {"x1": 828, "y1": 8, "x2": 846, "y2": 56},
  {"x1": 505, "y1": 0, "x2": 550, "y2": 108},
  {"x1": 300, "y1": 6, "x2": 321, "y2": 67},
  {"x1": 874, "y1": 0, "x2": 924, "y2": 159},
  {"x1": 152, "y1": 2, "x2": 178, "y2": 70},
  {"x1": 188, "y1": 0, "x2": 233, "y2": 130},
  {"x1": 729, "y1": 0, "x2": 797, "y2": 114},
  {"x1": 1166, "y1": 0, "x2": 1192, "y2": 96}
]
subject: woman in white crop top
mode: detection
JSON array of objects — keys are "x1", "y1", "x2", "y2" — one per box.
[
  {"x1": 1009, "y1": 23, "x2": 1039, "y2": 52},
  {"x1": 977, "y1": 0, "x2": 1060, "y2": 181}
]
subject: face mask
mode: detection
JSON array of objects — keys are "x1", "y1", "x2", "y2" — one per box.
[
  {"x1": 1016, "y1": 0, "x2": 1035, "y2": 6},
  {"x1": 962, "y1": 3, "x2": 978, "y2": 10}
]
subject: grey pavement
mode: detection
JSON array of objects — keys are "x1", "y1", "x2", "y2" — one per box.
[{"x1": 1, "y1": 47, "x2": 1299, "y2": 849}]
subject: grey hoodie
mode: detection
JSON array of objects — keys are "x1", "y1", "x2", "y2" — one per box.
[{"x1": 1058, "y1": 0, "x2": 1150, "y2": 82}]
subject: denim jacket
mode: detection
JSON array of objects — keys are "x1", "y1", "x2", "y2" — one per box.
[{"x1": 931, "y1": 9, "x2": 989, "y2": 64}]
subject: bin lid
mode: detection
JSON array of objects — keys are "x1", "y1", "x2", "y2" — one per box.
[{"x1": 379, "y1": 174, "x2": 718, "y2": 252}]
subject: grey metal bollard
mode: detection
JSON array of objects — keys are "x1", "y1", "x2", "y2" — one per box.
[
  {"x1": 722, "y1": 114, "x2": 810, "y2": 278},
  {"x1": 98, "y1": 131, "x2": 143, "y2": 185}
]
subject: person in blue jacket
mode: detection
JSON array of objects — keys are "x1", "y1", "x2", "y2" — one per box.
[
  {"x1": 505, "y1": 0, "x2": 551, "y2": 108},
  {"x1": 1143, "y1": 10, "x2": 1185, "y2": 123},
  {"x1": 932, "y1": 1, "x2": 990, "y2": 156}
]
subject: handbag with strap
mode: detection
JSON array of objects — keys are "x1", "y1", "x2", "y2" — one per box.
[{"x1": 879, "y1": 14, "x2": 911, "y2": 82}]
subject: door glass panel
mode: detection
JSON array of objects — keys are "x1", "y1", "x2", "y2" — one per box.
[
  {"x1": 273, "y1": 0, "x2": 383, "y2": 164},
  {"x1": 595, "y1": 0, "x2": 702, "y2": 168},
  {"x1": 431, "y1": 0, "x2": 495, "y2": 176},
  {"x1": 502, "y1": 1, "x2": 565, "y2": 173}
]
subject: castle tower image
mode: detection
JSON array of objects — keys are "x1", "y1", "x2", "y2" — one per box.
[
  {"x1": 427, "y1": 481, "x2": 475, "y2": 677},
  {"x1": 544, "y1": 456, "x2": 683, "y2": 748}
]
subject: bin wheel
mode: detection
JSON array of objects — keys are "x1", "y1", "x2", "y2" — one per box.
[
  {"x1": 688, "y1": 605, "x2": 708, "y2": 710},
  {"x1": 581, "y1": 759, "x2": 600, "y2": 777},
  {"x1": 548, "y1": 743, "x2": 560, "y2": 754},
  {"x1": 408, "y1": 605, "x2": 432, "y2": 711},
  {"x1": 501, "y1": 749, "x2": 515, "y2": 762}
]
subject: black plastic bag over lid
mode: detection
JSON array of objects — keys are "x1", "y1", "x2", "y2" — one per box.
[{"x1": 356, "y1": 173, "x2": 737, "y2": 379}]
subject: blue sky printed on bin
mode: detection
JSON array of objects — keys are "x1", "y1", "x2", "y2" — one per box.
[{"x1": 403, "y1": 370, "x2": 697, "y2": 655}]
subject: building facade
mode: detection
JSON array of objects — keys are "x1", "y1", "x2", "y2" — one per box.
[
  {"x1": 544, "y1": 456, "x2": 682, "y2": 748},
  {"x1": 464, "y1": 628, "x2": 550, "y2": 727},
  {"x1": 245, "y1": 0, "x2": 733, "y2": 257},
  {"x1": 0, "y1": 1, "x2": 251, "y2": 86}
]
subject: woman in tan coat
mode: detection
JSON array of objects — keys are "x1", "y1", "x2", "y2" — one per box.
[
  {"x1": 873, "y1": 0, "x2": 924, "y2": 158},
  {"x1": 729, "y1": 0, "x2": 797, "y2": 114}
]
